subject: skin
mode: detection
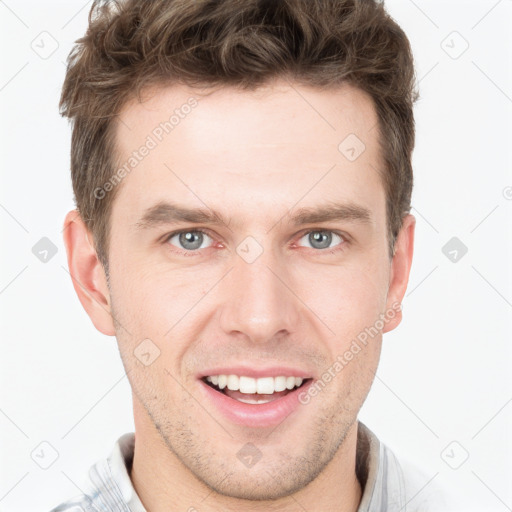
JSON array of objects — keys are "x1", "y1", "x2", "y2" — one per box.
[{"x1": 63, "y1": 79, "x2": 415, "y2": 512}]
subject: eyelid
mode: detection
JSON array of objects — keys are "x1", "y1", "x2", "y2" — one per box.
[
  {"x1": 163, "y1": 228, "x2": 217, "y2": 247},
  {"x1": 163, "y1": 226, "x2": 350, "y2": 255},
  {"x1": 295, "y1": 228, "x2": 349, "y2": 242},
  {"x1": 293, "y1": 228, "x2": 348, "y2": 252}
]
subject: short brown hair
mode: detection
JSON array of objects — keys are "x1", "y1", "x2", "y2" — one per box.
[{"x1": 60, "y1": 0, "x2": 419, "y2": 274}]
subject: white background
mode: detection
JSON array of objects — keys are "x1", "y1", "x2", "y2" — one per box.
[{"x1": 1, "y1": 0, "x2": 511, "y2": 510}]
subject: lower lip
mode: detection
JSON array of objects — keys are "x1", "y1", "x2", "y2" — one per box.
[{"x1": 198, "y1": 378, "x2": 314, "y2": 428}]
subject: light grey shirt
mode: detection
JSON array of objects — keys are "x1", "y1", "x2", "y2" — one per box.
[{"x1": 49, "y1": 421, "x2": 449, "y2": 511}]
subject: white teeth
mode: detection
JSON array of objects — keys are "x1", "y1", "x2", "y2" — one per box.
[
  {"x1": 256, "y1": 377, "x2": 274, "y2": 394},
  {"x1": 240, "y1": 376, "x2": 257, "y2": 394},
  {"x1": 218, "y1": 375, "x2": 227, "y2": 389},
  {"x1": 204, "y1": 374, "x2": 306, "y2": 394},
  {"x1": 227, "y1": 375, "x2": 239, "y2": 391},
  {"x1": 274, "y1": 376, "x2": 287, "y2": 392},
  {"x1": 236, "y1": 396, "x2": 275, "y2": 404}
]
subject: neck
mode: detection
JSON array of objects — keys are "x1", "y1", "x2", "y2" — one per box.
[{"x1": 130, "y1": 398, "x2": 362, "y2": 512}]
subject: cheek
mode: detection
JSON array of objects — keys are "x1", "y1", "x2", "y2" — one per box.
[
  {"x1": 109, "y1": 265, "x2": 207, "y2": 368},
  {"x1": 318, "y1": 264, "x2": 386, "y2": 400},
  {"x1": 311, "y1": 270, "x2": 384, "y2": 405},
  {"x1": 299, "y1": 260, "x2": 388, "y2": 335}
]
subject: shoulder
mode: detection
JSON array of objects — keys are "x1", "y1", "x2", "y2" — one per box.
[
  {"x1": 383, "y1": 445, "x2": 456, "y2": 512},
  {"x1": 47, "y1": 432, "x2": 142, "y2": 512},
  {"x1": 48, "y1": 495, "x2": 99, "y2": 512},
  {"x1": 357, "y1": 422, "x2": 456, "y2": 512}
]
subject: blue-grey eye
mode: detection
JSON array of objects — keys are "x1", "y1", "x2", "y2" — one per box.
[
  {"x1": 168, "y1": 230, "x2": 213, "y2": 251},
  {"x1": 300, "y1": 231, "x2": 343, "y2": 250}
]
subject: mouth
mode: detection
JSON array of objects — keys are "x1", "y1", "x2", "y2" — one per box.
[
  {"x1": 200, "y1": 375, "x2": 314, "y2": 404},
  {"x1": 198, "y1": 372, "x2": 316, "y2": 427}
]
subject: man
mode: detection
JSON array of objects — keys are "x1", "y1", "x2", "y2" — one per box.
[{"x1": 52, "y1": 0, "x2": 449, "y2": 510}]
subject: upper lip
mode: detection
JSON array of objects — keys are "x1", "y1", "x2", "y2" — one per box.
[{"x1": 197, "y1": 365, "x2": 315, "y2": 380}]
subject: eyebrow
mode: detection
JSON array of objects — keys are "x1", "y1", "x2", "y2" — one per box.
[{"x1": 133, "y1": 200, "x2": 373, "y2": 231}]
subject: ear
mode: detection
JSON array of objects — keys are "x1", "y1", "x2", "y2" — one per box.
[
  {"x1": 62, "y1": 209, "x2": 116, "y2": 336},
  {"x1": 382, "y1": 213, "x2": 415, "y2": 333}
]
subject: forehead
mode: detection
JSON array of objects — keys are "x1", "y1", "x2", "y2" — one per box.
[{"x1": 111, "y1": 80, "x2": 384, "y2": 228}]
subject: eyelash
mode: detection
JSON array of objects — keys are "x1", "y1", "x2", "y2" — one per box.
[{"x1": 162, "y1": 228, "x2": 349, "y2": 257}]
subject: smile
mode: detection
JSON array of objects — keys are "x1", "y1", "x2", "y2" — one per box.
[{"x1": 199, "y1": 375, "x2": 314, "y2": 428}]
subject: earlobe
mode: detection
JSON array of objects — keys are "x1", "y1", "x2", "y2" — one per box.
[
  {"x1": 382, "y1": 214, "x2": 416, "y2": 334},
  {"x1": 62, "y1": 209, "x2": 116, "y2": 336}
]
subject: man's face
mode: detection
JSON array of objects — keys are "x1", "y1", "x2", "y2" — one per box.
[{"x1": 99, "y1": 80, "x2": 408, "y2": 499}]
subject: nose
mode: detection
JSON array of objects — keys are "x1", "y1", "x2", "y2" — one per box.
[{"x1": 218, "y1": 242, "x2": 300, "y2": 344}]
